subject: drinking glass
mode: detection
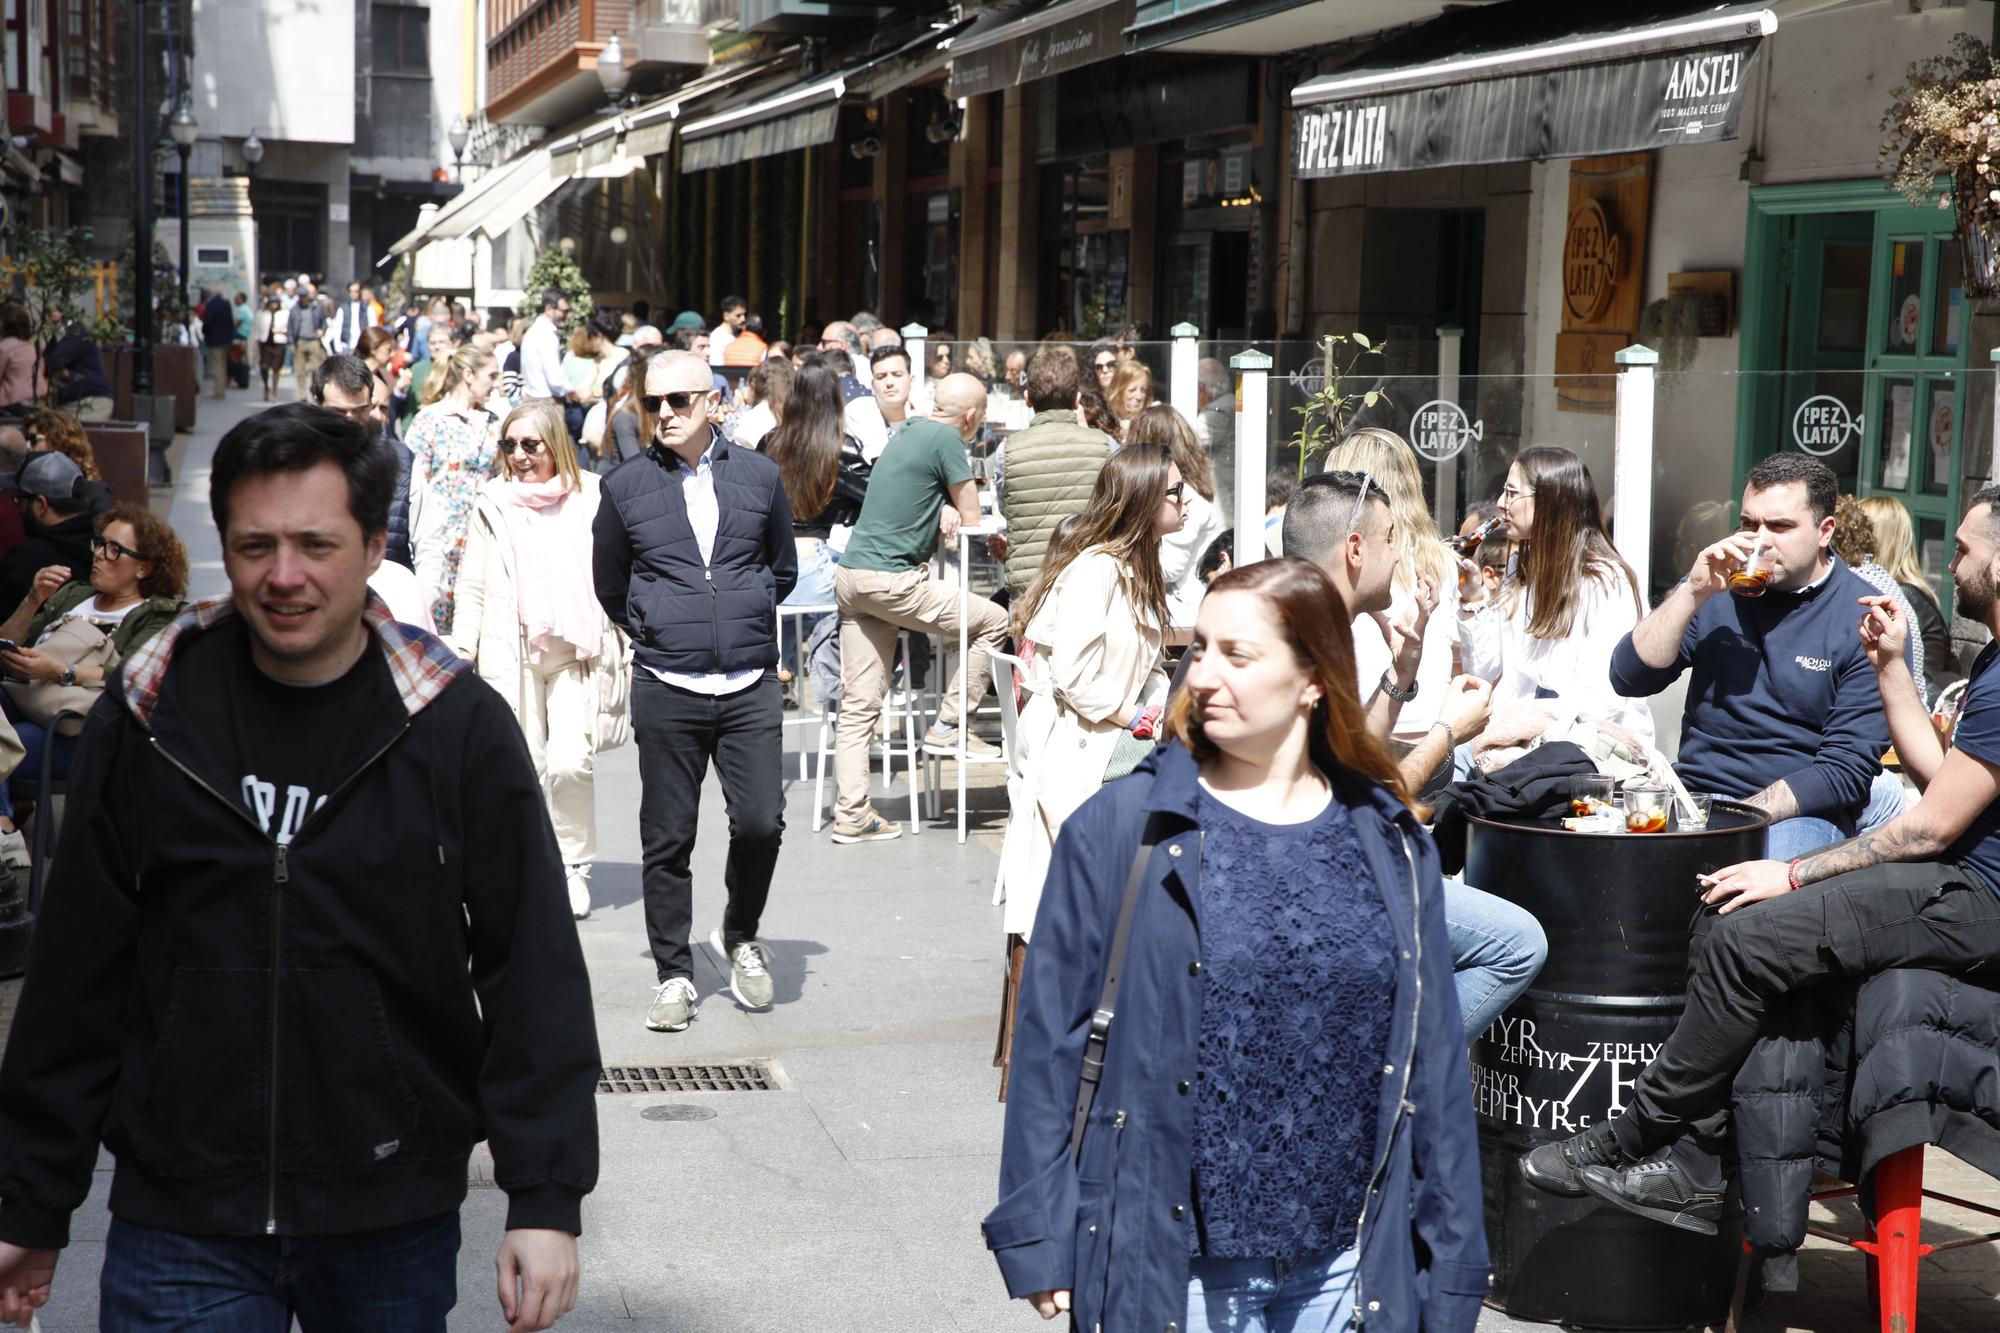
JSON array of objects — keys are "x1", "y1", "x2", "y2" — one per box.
[
  {"x1": 1678, "y1": 792, "x2": 1715, "y2": 830},
  {"x1": 1568, "y1": 774, "x2": 1614, "y2": 818},
  {"x1": 1624, "y1": 784, "x2": 1671, "y2": 834},
  {"x1": 1729, "y1": 541, "x2": 1775, "y2": 596}
]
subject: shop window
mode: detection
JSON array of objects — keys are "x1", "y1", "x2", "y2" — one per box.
[{"x1": 372, "y1": 5, "x2": 429, "y2": 77}]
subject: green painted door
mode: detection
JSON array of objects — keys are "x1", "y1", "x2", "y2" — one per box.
[
  {"x1": 1861, "y1": 223, "x2": 1967, "y2": 616},
  {"x1": 1739, "y1": 181, "x2": 1971, "y2": 614}
]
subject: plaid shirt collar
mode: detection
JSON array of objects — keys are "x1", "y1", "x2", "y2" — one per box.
[{"x1": 120, "y1": 590, "x2": 467, "y2": 729}]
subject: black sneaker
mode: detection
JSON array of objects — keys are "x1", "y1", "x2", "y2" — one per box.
[
  {"x1": 1575, "y1": 1155, "x2": 1727, "y2": 1236},
  {"x1": 1520, "y1": 1120, "x2": 1633, "y2": 1197}
]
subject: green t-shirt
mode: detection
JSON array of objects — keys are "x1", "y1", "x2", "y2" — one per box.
[{"x1": 839, "y1": 419, "x2": 973, "y2": 574}]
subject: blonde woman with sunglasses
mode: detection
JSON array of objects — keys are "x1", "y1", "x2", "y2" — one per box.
[{"x1": 447, "y1": 399, "x2": 630, "y2": 920}]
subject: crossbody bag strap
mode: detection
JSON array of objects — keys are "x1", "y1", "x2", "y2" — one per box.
[{"x1": 1070, "y1": 813, "x2": 1160, "y2": 1162}]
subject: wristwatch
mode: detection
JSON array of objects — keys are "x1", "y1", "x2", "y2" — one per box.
[
  {"x1": 58, "y1": 663, "x2": 76, "y2": 687},
  {"x1": 1379, "y1": 670, "x2": 1417, "y2": 704}
]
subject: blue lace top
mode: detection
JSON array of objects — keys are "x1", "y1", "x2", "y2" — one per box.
[{"x1": 1187, "y1": 781, "x2": 1395, "y2": 1261}]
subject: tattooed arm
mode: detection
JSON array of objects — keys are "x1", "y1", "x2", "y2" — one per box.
[
  {"x1": 1700, "y1": 747, "x2": 2000, "y2": 914},
  {"x1": 1743, "y1": 781, "x2": 1799, "y2": 822}
]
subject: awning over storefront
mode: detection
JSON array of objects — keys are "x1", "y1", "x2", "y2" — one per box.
[
  {"x1": 678, "y1": 26, "x2": 965, "y2": 174},
  {"x1": 946, "y1": 0, "x2": 1133, "y2": 99},
  {"x1": 414, "y1": 146, "x2": 571, "y2": 245},
  {"x1": 1289, "y1": 1, "x2": 1776, "y2": 179},
  {"x1": 384, "y1": 151, "x2": 530, "y2": 258}
]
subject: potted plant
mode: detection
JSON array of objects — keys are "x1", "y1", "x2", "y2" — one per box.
[{"x1": 1880, "y1": 33, "x2": 2000, "y2": 296}]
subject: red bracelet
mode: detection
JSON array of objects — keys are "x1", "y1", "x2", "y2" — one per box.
[{"x1": 1786, "y1": 859, "x2": 1803, "y2": 892}]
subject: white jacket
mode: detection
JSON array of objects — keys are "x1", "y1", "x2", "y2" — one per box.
[{"x1": 1459, "y1": 562, "x2": 1654, "y2": 747}]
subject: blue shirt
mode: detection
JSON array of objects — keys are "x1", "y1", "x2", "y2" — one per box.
[
  {"x1": 1947, "y1": 642, "x2": 2000, "y2": 892},
  {"x1": 1188, "y1": 782, "x2": 1394, "y2": 1261},
  {"x1": 1610, "y1": 558, "x2": 1893, "y2": 826}
]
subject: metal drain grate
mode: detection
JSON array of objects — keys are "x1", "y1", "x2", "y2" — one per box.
[{"x1": 597, "y1": 1063, "x2": 777, "y2": 1094}]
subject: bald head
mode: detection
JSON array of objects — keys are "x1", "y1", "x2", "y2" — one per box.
[
  {"x1": 631, "y1": 324, "x2": 663, "y2": 348},
  {"x1": 930, "y1": 372, "x2": 987, "y2": 441}
]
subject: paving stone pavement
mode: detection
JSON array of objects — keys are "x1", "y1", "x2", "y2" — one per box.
[{"x1": 1, "y1": 385, "x2": 1997, "y2": 1331}]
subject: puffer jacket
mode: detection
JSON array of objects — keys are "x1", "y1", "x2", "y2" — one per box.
[
  {"x1": 591, "y1": 426, "x2": 797, "y2": 678},
  {"x1": 985, "y1": 741, "x2": 1490, "y2": 1332},
  {"x1": 1000, "y1": 409, "x2": 1112, "y2": 596},
  {"x1": 384, "y1": 431, "x2": 415, "y2": 570},
  {"x1": 1732, "y1": 963, "x2": 2000, "y2": 1285}
]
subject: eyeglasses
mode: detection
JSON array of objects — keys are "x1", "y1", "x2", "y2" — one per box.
[
  {"x1": 1345, "y1": 468, "x2": 1376, "y2": 534},
  {"x1": 1499, "y1": 483, "x2": 1535, "y2": 502},
  {"x1": 498, "y1": 438, "x2": 547, "y2": 456},
  {"x1": 1165, "y1": 481, "x2": 1187, "y2": 504},
  {"x1": 92, "y1": 535, "x2": 149, "y2": 562},
  {"x1": 642, "y1": 390, "x2": 710, "y2": 415},
  {"x1": 1093, "y1": 358, "x2": 1116, "y2": 372}
]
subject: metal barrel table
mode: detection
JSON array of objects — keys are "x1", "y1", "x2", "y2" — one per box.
[{"x1": 1465, "y1": 799, "x2": 1769, "y2": 1329}]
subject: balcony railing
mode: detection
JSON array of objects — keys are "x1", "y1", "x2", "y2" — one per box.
[{"x1": 487, "y1": 0, "x2": 632, "y2": 118}]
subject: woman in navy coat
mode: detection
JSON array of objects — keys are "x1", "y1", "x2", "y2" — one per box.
[{"x1": 984, "y1": 557, "x2": 1489, "y2": 1332}]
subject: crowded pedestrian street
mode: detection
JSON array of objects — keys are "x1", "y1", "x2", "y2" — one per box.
[
  {"x1": 0, "y1": 385, "x2": 1992, "y2": 1331},
  {"x1": 17, "y1": 1, "x2": 2000, "y2": 1332}
]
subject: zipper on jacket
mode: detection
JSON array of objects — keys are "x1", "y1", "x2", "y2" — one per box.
[
  {"x1": 706, "y1": 565, "x2": 721, "y2": 664},
  {"x1": 147, "y1": 723, "x2": 413, "y2": 1236},
  {"x1": 266, "y1": 843, "x2": 288, "y2": 1233},
  {"x1": 1349, "y1": 833, "x2": 1425, "y2": 1327}
]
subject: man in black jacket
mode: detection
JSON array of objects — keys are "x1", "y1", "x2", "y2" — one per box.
[
  {"x1": 594, "y1": 351, "x2": 797, "y2": 1034},
  {"x1": 0, "y1": 404, "x2": 600, "y2": 1331},
  {"x1": 0, "y1": 452, "x2": 93, "y2": 612},
  {"x1": 200, "y1": 289, "x2": 237, "y2": 399},
  {"x1": 310, "y1": 353, "x2": 414, "y2": 570}
]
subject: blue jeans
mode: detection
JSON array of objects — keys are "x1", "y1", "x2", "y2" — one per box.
[
  {"x1": 779, "y1": 539, "x2": 839, "y2": 680},
  {"x1": 1445, "y1": 877, "x2": 1548, "y2": 1041},
  {"x1": 1186, "y1": 1244, "x2": 1359, "y2": 1333},
  {"x1": 1764, "y1": 816, "x2": 1849, "y2": 861},
  {"x1": 0, "y1": 693, "x2": 74, "y2": 820},
  {"x1": 101, "y1": 1212, "x2": 460, "y2": 1332},
  {"x1": 1859, "y1": 771, "x2": 1907, "y2": 833}
]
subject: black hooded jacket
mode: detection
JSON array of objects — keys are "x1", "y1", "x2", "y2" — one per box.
[{"x1": 0, "y1": 596, "x2": 601, "y2": 1247}]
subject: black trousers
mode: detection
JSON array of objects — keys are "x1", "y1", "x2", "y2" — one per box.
[
  {"x1": 1618, "y1": 860, "x2": 2000, "y2": 1157},
  {"x1": 634, "y1": 672, "x2": 784, "y2": 984}
]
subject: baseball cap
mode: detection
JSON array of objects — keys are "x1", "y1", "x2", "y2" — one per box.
[
  {"x1": 2, "y1": 451, "x2": 83, "y2": 500},
  {"x1": 668, "y1": 310, "x2": 705, "y2": 333}
]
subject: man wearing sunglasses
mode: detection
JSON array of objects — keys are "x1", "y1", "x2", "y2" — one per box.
[{"x1": 593, "y1": 352, "x2": 797, "y2": 1036}]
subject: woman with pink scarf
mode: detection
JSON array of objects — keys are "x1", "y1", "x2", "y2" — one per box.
[{"x1": 448, "y1": 399, "x2": 632, "y2": 919}]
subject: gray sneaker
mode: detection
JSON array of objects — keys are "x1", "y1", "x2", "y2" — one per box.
[
  {"x1": 922, "y1": 725, "x2": 1000, "y2": 758},
  {"x1": 645, "y1": 977, "x2": 699, "y2": 1032},
  {"x1": 710, "y1": 930, "x2": 774, "y2": 1010},
  {"x1": 831, "y1": 807, "x2": 903, "y2": 843}
]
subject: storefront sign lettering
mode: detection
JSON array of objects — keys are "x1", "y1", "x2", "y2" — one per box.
[
  {"x1": 1409, "y1": 399, "x2": 1481, "y2": 463},
  {"x1": 1659, "y1": 51, "x2": 1746, "y2": 135},
  {"x1": 1791, "y1": 394, "x2": 1862, "y2": 456},
  {"x1": 1563, "y1": 200, "x2": 1619, "y2": 323},
  {"x1": 1294, "y1": 104, "x2": 1387, "y2": 176}
]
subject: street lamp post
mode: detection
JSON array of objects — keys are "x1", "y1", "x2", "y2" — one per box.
[
  {"x1": 597, "y1": 32, "x2": 629, "y2": 111},
  {"x1": 447, "y1": 116, "x2": 469, "y2": 183},
  {"x1": 168, "y1": 100, "x2": 199, "y2": 317},
  {"x1": 242, "y1": 129, "x2": 264, "y2": 174}
]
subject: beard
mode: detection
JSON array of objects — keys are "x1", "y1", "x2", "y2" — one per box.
[{"x1": 1958, "y1": 558, "x2": 1996, "y2": 622}]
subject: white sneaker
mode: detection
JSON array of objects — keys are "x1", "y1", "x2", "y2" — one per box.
[
  {"x1": 0, "y1": 829, "x2": 27, "y2": 871},
  {"x1": 566, "y1": 864, "x2": 591, "y2": 920}
]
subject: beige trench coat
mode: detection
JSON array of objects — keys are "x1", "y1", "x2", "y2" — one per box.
[
  {"x1": 999, "y1": 549, "x2": 1167, "y2": 938},
  {"x1": 448, "y1": 473, "x2": 632, "y2": 751}
]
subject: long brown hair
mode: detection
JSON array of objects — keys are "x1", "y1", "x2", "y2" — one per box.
[
  {"x1": 1509, "y1": 445, "x2": 1643, "y2": 638},
  {"x1": 1013, "y1": 444, "x2": 1172, "y2": 639},
  {"x1": 765, "y1": 358, "x2": 847, "y2": 518},
  {"x1": 1166, "y1": 557, "x2": 1410, "y2": 807},
  {"x1": 1127, "y1": 404, "x2": 1215, "y2": 502}
]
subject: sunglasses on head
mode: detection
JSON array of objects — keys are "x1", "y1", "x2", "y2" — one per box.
[
  {"x1": 498, "y1": 438, "x2": 546, "y2": 456},
  {"x1": 642, "y1": 390, "x2": 710, "y2": 415}
]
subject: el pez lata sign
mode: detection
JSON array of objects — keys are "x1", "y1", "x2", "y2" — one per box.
[{"x1": 1293, "y1": 40, "x2": 1762, "y2": 178}]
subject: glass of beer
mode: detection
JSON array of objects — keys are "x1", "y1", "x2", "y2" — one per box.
[
  {"x1": 1624, "y1": 784, "x2": 1671, "y2": 834},
  {"x1": 1729, "y1": 541, "x2": 1775, "y2": 596},
  {"x1": 1568, "y1": 774, "x2": 1614, "y2": 818}
]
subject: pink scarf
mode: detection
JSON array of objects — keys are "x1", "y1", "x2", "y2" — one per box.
[{"x1": 494, "y1": 476, "x2": 601, "y2": 663}]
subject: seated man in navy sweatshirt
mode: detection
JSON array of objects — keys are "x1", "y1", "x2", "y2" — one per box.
[
  {"x1": 1609, "y1": 453, "x2": 1892, "y2": 860},
  {"x1": 1523, "y1": 485, "x2": 2000, "y2": 1234}
]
